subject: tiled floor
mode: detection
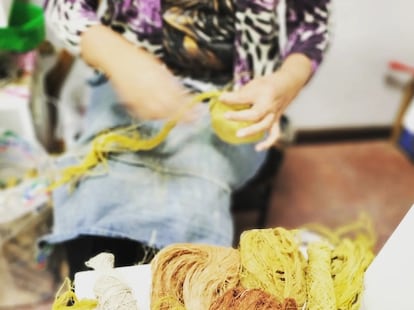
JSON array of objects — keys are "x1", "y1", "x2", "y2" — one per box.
[{"x1": 2, "y1": 139, "x2": 414, "y2": 309}]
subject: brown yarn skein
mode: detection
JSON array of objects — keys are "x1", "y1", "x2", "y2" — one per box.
[{"x1": 209, "y1": 287, "x2": 283, "y2": 310}]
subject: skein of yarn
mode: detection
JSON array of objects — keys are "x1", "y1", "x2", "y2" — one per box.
[
  {"x1": 85, "y1": 253, "x2": 138, "y2": 310},
  {"x1": 239, "y1": 228, "x2": 307, "y2": 307},
  {"x1": 150, "y1": 243, "x2": 240, "y2": 310},
  {"x1": 208, "y1": 287, "x2": 283, "y2": 310},
  {"x1": 305, "y1": 242, "x2": 336, "y2": 310}
]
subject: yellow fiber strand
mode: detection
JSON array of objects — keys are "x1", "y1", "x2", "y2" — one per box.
[
  {"x1": 305, "y1": 242, "x2": 336, "y2": 310},
  {"x1": 150, "y1": 243, "x2": 240, "y2": 310},
  {"x1": 238, "y1": 228, "x2": 307, "y2": 307},
  {"x1": 48, "y1": 90, "x2": 265, "y2": 190},
  {"x1": 52, "y1": 278, "x2": 98, "y2": 310}
]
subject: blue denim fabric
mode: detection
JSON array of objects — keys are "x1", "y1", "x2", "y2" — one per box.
[{"x1": 41, "y1": 80, "x2": 266, "y2": 248}]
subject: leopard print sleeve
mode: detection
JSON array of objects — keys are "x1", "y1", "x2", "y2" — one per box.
[
  {"x1": 284, "y1": 0, "x2": 331, "y2": 72},
  {"x1": 44, "y1": 0, "x2": 100, "y2": 55}
]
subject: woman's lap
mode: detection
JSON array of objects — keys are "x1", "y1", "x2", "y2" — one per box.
[{"x1": 41, "y1": 80, "x2": 266, "y2": 248}]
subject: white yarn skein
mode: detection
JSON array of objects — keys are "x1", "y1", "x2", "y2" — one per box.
[{"x1": 85, "y1": 252, "x2": 139, "y2": 310}]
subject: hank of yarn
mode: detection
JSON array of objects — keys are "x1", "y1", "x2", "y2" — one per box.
[
  {"x1": 330, "y1": 237, "x2": 374, "y2": 310},
  {"x1": 302, "y1": 213, "x2": 375, "y2": 310},
  {"x1": 150, "y1": 243, "x2": 240, "y2": 310},
  {"x1": 239, "y1": 227, "x2": 307, "y2": 307},
  {"x1": 305, "y1": 242, "x2": 336, "y2": 310},
  {"x1": 209, "y1": 287, "x2": 283, "y2": 310},
  {"x1": 85, "y1": 253, "x2": 138, "y2": 310}
]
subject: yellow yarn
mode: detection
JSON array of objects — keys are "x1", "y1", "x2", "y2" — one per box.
[
  {"x1": 49, "y1": 90, "x2": 265, "y2": 190},
  {"x1": 238, "y1": 227, "x2": 307, "y2": 307},
  {"x1": 52, "y1": 278, "x2": 98, "y2": 310},
  {"x1": 150, "y1": 243, "x2": 240, "y2": 310},
  {"x1": 303, "y1": 214, "x2": 375, "y2": 310},
  {"x1": 305, "y1": 242, "x2": 336, "y2": 310},
  {"x1": 209, "y1": 96, "x2": 265, "y2": 144}
]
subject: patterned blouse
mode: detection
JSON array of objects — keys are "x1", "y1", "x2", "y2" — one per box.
[{"x1": 44, "y1": 0, "x2": 330, "y2": 87}]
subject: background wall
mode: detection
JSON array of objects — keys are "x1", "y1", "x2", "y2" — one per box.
[{"x1": 285, "y1": 0, "x2": 414, "y2": 130}]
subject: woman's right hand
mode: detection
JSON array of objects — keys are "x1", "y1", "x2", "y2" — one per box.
[{"x1": 80, "y1": 25, "x2": 191, "y2": 120}]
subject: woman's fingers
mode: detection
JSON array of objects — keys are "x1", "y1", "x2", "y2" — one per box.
[
  {"x1": 255, "y1": 121, "x2": 281, "y2": 152},
  {"x1": 237, "y1": 113, "x2": 275, "y2": 138}
]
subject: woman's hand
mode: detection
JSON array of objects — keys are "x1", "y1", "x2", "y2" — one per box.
[
  {"x1": 81, "y1": 25, "x2": 191, "y2": 120},
  {"x1": 219, "y1": 54, "x2": 313, "y2": 151}
]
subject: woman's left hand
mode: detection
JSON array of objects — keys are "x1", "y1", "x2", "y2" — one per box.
[{"x1": 219, "y1": 54, "x2": 312, "y2": 152}]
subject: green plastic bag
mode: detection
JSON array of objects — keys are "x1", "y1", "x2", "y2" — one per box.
[{"x1": 0, "y1": 1, "x2": 45, "y2": 52}]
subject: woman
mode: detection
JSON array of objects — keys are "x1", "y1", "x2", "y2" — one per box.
[{"x1": 41, "y1": 0, "x2": 331, "y2": 278}]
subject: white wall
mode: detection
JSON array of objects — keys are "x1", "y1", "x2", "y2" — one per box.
[
  {"x1": 0, "y1": 0, "x2": 13, "y2": 27},
  {"x1": 286, "y1": 0, "x2": 414, "y2": 130}
]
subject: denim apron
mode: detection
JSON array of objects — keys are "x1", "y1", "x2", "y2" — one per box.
[{"x1": 41, "y1": 78, "x2": 266, "y2": 249}]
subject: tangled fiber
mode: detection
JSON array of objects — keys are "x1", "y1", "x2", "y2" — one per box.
[
  {"x1": 238, "y1": 227, "x2": 307, "y2": 307},
  {"x1": 209, "y1": 287, "x2": 283, "y2": 310},
  {"x1": 53, "y1": 217, "x2": 374, "y2": 309},
  {"x1": 52, "y1": 278, "x2": 97, "y2": 310},
  {"x1": 150, "y1": 243, "x2": 240, "y2": 310},
  {"x1": 49, "y1": 90, "x2": 264, "y2": 190},
  {"x1": 150, "y1": 216, "x2": 375, "y2": 310},
  {"x1": 304, "y1": 213, "x2": 375, "y2": 310}
]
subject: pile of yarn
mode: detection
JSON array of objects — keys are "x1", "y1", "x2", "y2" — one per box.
[
  {"x1": 150, "y1": 215, "x2": 375, "y2": 310},
  {"x1": 51, "y1": 215, "x2": 375, "y2": 310}
]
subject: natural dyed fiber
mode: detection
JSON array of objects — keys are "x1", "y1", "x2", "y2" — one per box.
[
  {"x1": 209, "y1": 287, "x2": 283, "y2": 310},
  {"x1": 85, "y1": 253, "x2": 138, "y2": 310},
  {"x1": 209, "y1": 95, "x2": 265, "y2": 144},
  {"x1": 282, "y1": 298, "x2": 298, "y2": 310},
  {"x1": 331, "y1": 236, "x2": 374, "y2": 310},
  {"x1": 305, "y1": 242, "x2": 336, "y2": 310},
  {"x1": 303, "y1": 214, "x2": 375, "y2": 310},
  {"x1": 150, "y1": 243, "x2": 240, "y2": 310},
  {"x1": 48, "y1": 90, "x2": 264, "y2": 190},
  {"x1": 52, "y1": 278, "x2": 97, "y2": 310},
  {"x1": 238, "y1": 228, "x2": 307, "y2": 307}
]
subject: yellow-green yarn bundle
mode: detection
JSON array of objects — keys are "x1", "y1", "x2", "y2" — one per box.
[
  {"x1": 305, "y1": 242, "x2": 336, "y2": 310},
  {"x1": 209, "y1": 96, "x2": 265, "y2": 144},
  {"x1": 238, "y1": 228, "x2": 307, "y2": 307}
]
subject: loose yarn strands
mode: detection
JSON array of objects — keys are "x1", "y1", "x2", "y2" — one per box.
[
  {"x1": 238, "y1": 228, "x2": 307, "y2": 307},
  {"x1": 305, "y1": 242, "x2": 336, "y2": 310},
  {"x1": 48, "y1": 90, "x2": 264, "y2": 190},
  {"x1": 52, "y1": 278, "x2": 98, "y2": 310},
  {"x1": 48, "y1": 91, "x2": 215, "y2": 190},
  {"x1": 150, "y1": 243, "x2": 240, "y2": 310}
]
